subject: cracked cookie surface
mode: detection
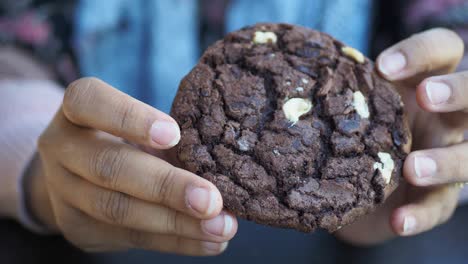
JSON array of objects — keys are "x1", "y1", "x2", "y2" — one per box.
[{"x1": 171, "y1": 23, "x2": 411, "y2": 232}]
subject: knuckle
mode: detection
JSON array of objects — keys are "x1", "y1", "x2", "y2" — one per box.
[
  {"x1": 90, "y1": 145, "x2": 128, "y2": 188},
  {"x1": 459, "y1": 71, "x2": 468, "y2": 80},
  {"x1": 112, "y1": 98, "x2": 150, "y2": 143},
  {"x1": 115, "y1": 100, "x2": 138, "y2": 134},
  {"x1": 438, "y1": 208, "x2": 454, "y2": 226},
  {"x1": 433, "y1": 28, "x2": 465, "y2": 60},
  {"x1": 437, "y1": 203, "x2": 455, "y2": 226},
  {"x1": 449, "y1": 150, "x2": 464, "y2": 181},
  {"x1": 411, "y1": 28, "x2": 464, "y2": 71},
  {"x1": 63, "y1": 77, "x2": 99, "y2": 123},
  {"x1": 428, "y1": 27, "x2": 456, "y2": 37},
  {"x1": 433, "y1": 186, "x2": 458, "y2": 226},
  {"x1": 409, "y1": 33, "x2": 437, "y2": 72},
  {"x1": 163, "y1": 209, "x2": 178, "y2": 234},
  {"x1": 174, "y1": 236, "x2": 184, "y2": 252},
  {"x1": 96, "y1": 190, "x2": 132, "y2": 225},
  {"x1": 457, "y1": 72, "x2": 468, "y2": 91},
  {"x1": 431, "y1": 28, "x2": 463, "y2": 46},
  {"x1": 127, "y1": 230, "x2": 151, "y2": 249},
  {"x1": 173, "y1": 211, "x2": 185, "y2": 235},
  {"x1": 150, "y1": 168, "x2": 176, "y2": 204}
]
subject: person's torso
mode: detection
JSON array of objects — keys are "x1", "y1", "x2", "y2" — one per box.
[{"x1": 74, "y1": 0, "x2": 374, "y2": 112}]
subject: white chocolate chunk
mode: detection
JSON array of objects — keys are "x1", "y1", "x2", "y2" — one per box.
[
  {"x1": 237, "y1": 138, "x2": 250, "y2": 151},
  {"x1": 301, "y1": 78, "x2": 309, "y2": 84},
  {"x1": 295, "y1": 87, "x2": 304, "y2": 92},
  {"x1": 282, "y1": 98, "x2": 312, "y2": 124},
  {"x1": 352, "y1": 91, "x2": 370, "y2": 118},
  {"x1": 373, "y1": 152, "x2": 395, "y2": 184},
  {"x1": 341, "y1": 46, "x2": 365, "y2": 63},
  {"x1": 253, "y1": 31, "x2": 277, "y2": 44}
]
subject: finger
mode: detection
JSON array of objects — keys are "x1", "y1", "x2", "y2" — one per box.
[
  {"x1": 47, "y1": 195, "x2": 128, "y2": 252},
  {"x1": 62, "y1": 77, "x2": 180, "y2": 149},
  {"x1": 391, "y1": 185, "x2": 458, "y2": 236},
  {"x1": 404, "y1": 143, "x2": 468, "y2": 186},
  {"x1": 417, "y1": 71, "x2": 468, "y2": 113},
  {"x1": 54, "y1": 168, "x2": 236, "y2": 241},
  {"x1": 377, "y1": 28, "x2": 464, "y2": 81},
  {"x1": 334, "y1": 183, "x2": 408, "y2": 246},
  {"x1": 51, "y1": 198, "x2": 228, "y2": 255},
  {"x1": 124, "y1": 231, "x2": 229, "y2": 256},
  {"x1": 54, "y1": 131, "x2": 222, "y2": 219}
]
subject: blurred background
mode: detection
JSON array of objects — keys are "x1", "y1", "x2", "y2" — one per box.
[
  {"x1": 1, "y1": 0, "x2": 468, "y2": 263},
  {"x1": 3, "y1": 208, "x2": 468, "y2": 263}
]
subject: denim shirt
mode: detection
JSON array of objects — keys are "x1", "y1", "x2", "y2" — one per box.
[{"x1": 74, "y1": 0, "x2": 372, "y2": 113}]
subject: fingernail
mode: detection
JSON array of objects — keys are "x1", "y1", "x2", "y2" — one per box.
[
  {"x1": 403, "y1": 215, "x2": 417, "y2": 235},
  {"x1": 202, "y1": 242, "x2": 228, "y2": 254},
  {"x1": 220, "y1": 242, "x2": 228, "y2": 252},
  {"x1": 202, "y1": 242, "x2": 222, "y2": 253},
  {"x1": 379, "y1": 52, "x2": 407, "y2": 77},
  {"x1": 414, "y1": 155, "x2": 437, "y2": 178},
  {"x1": 425, "y1": 81, "x2": 451, "y2": 105},
  {"x1": 202, "y1": 213, "x2": 233, "y2": 237},
  {"x1": 150, "y1": 120, "x2": 180, "y2": 147},
  {"x1": 186, "y1": 186, "x2": 217, "y2": 215}
]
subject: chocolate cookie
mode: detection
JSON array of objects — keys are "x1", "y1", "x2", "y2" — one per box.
[{"x1": 171, "y1": 23, "x2": 411, "y2": 232}]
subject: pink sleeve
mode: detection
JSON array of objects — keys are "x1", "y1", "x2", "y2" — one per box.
[{"x1": 0, "y1": 79, "x2": 63, "y2": 231}]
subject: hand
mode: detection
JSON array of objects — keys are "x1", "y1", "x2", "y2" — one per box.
[
  {"x1": 335, "y1": 28, "x2": 466, "y2": 245},
  {"x1": 34, "y1": 78, "x2": 237, "y2": 255}
]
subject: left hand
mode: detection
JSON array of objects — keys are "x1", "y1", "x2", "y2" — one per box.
[
  {"x1": 335, "y1": 28, "x2": 467, "y2": 245},
  {"x1": 31, "y1": 79, "x2": 236, "y2": 255}
]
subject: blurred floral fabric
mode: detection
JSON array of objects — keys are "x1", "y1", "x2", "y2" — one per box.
[
  {"x1": 0, "y1": 0, "x2": 78, "y2": 84},
  {"x1": 405, "y1": 0, "x2": 468, "y2": 70},
  {"x1": 1, "y1": 0, "x2": 467, "y2": 88}
]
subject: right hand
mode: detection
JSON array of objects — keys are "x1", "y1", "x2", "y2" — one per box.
[
  {"x1": 35, "y1": 77, "x2": 237, "y2": 255},
  {"x1": 335, "y1": 28, "x2": 465, "y2": 245}
]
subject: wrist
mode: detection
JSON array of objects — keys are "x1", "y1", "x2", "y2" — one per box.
[
  {"x1": 0, "y1": 174, "x2": 20, "y2": 219},
  {"x1": 23, "y1": 153, "x2": 58, "y2": 232},
  {"x1": 0, "y1": 79, "x2": 63, "y2": 232}
]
